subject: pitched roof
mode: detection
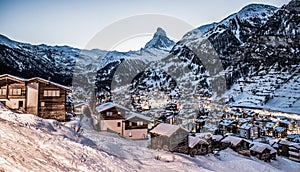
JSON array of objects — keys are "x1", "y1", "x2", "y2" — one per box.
[
  {"x1": 150, "y1": 123, "x2": 188, "y2": 137},
  {"x1": 27, "y1": 77, "x2": 71, "y2": 91},
  {"x1": 126, "y1": 112, "x2": 152, "y2": 122},
  {"x1": 96, "y1": 102, "x2": 130, "y2": 113},
  {"x1": 221, "y1": 136, "x2": 248, "y2": 146},
  {"x1": 212, "y1": 135, "x2": 224, "y2": 142},
  {"x1": 0, "y1": 74, "x2": 27, "y2": 82},
  {"x1": 250, "y1": 142, "x2": 277, "y2": 154},
  {"x1": 0, "y1": 74, "x2": 71, "y2": 91},
  {"x1": 240, "y1": 123, "x2": 253, "y2": 130},
  {"x1": 188, "y1": 136, "x2": 208, "y2": 148}
]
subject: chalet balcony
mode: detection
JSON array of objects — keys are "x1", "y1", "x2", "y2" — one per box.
[{"x1": 125, "y1": 124, "x2": 148, "y2": 130}]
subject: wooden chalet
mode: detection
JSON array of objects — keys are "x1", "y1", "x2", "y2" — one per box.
[
  {"x1": 277, "y1": 140, "x2": 300, "y2": 162},
  {"x1": 289, "y1": 143, "x2": 300, "y2": 162},
  {"x1": 150, "y1": 123, "x2": 189, "y2": 154},
  {"x1": 122, "y1": 112, "x2": 152, "y2": 140},
  {"x1": 239, "y1": 123, "x2": 260, "y2": 139},
  {"x1": 188, "y1": 136, "x2": 211, "y2": 156},
  {"x1": 220, "y1": 135, "x2": 251, "y2": 152},
  {"x1": 0, "y1": 74, "x2": 72, "y2": 121},
  {"x1": 96, "y1": 102, "x2": 129, "y2": 134},
  {"x1": 212, "y1": 135, "x2": 224, "y2": 150},
  {"x1": 273, "y1": 126, "x2": 287, "y2": 138},
  {"x1": 249, "y1": 143, "x2": 277, "y2": 162},
  {"x1": 218, "y1": 118, "x2": 237, "y2": 135}
]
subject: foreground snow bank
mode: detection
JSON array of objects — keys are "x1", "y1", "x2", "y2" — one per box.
[{"x1": 0, "y1": 104, "x2": 135, "y2": 172}]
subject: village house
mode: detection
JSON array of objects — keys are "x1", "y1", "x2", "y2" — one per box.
[
  {"x1": 211, "y1": 135, "x2": 224, "y2": 150},
  {"x1": 273, "y1": 126, "x2": 287, "y2": 138},
  {"x1": 289, "y1": 143, "x2": 300, "y2": 162},
  {"x1": 122, "y1": 112, "x2": 152, "y2": 140},
  {"x1": 249, "y1": 142, "x2": 277, "y2": 162},
  {"x1": 239, "y1": 123, "x2": 261, "y2": 139},
  {"x1": 188, "y1": 136, "x2": 211, "y2": 157},
  {"x1": 96, "y1": 102, "x2": 129, "y2": 134},
  {"x1": 96, "y1": 102, "x2": 153, "y2": 140},
  {"x1": 277, "y1": 140, "x2": 300, "y2": 162},
  {"x1": 0, "y1": 74, "x2": 72, "y2": 121},
  {"x1": 150, "y1": 123, "x2": 189, "y2": 154},
  {"x1": 218, "y1": 118, "x2": 237, "y2": 135},
  {"x1": 220, "y1": 135, "x2": 251, "y2": 153}
]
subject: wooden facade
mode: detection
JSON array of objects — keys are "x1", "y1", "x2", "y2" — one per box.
[
  {"x1": 188, "y1": 136, "x2": 212, "y2": 157},
  {"x1": 122, "y1": 114, "x2": 151, "y2": 140},
  {"x1": 150, "y1": 123, "x2": 189, "y2": 154},
  {"x1": 0, "y1": 74, "x2": 72, "y2": 121},
  {"x1": 250, "y1": 143, "x2": 277, "y2": 162}
]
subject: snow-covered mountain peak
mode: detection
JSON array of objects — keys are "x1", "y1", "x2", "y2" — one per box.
[
  {"x1": 144, "y1": 27, "x2": 175, "y2": 51},
  {"x1": 154, "y1": 27, "x2": 167, "y2": 37}
]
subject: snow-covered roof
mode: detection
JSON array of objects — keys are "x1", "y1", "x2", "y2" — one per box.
[
  {"x1": 237, "y1": 118, "x2": 249, "y2": 123},
  {"x1": 0, "y1": 74, "x2": 27, "y2": 82},
  {"x1": 188, "y1": 136, "x2": 208, "y2": 148},
  {"x1": 274, "y1": 126, "x2": 286, "y2": 132},
  {"x1": 0, "y1": 74, "x2": 71, "y2": 91},
  {"x1": 280, "y1": 119, "x2": 291, "y2": 125},
  {"x1": 195, "y1": 132, "x2": 212, "y2": 140},
  {"x1": 212, "y1": 135, "x2": 224, "y2": 142},
  {"x1": 290, "y1": 143, "x2": 300, "y2": 149},
  {"x1": 96, "y1": 102, "x2": 130, "y2": 113},
  {"x1": 126, "y1": 112, "x2": 152, "y2": 122},
  {"x1": 266, "y1": 122, "x2": 275, "y2": 128},
  {"x1": 150, "y1": 123, "x2": 188, "y2": 137},
  {"x1": 28, "y1": 77, "x2": 71, "y2": 91},
  {"x1": 221, "y1": 136, "x2": 248, "y2": 146},
  {"x1": 220, "y1": 119, "x2": 235, "y2": 126},
  {"x1": 250, "y1": 142, "x2": 277, "y2": 154},
  {"x1": 240, "y1": 123, "x2": 253, "y2": 130},
  {"x1": 278, "y1": 140, "x2": 294, "y2": 146}
]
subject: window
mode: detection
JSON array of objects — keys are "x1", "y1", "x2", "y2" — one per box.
[
  {"x1": 137, "y1": 121, "x2": 143, "y2": 126},
  {"x1": 9, "y1": 88, "x2": 21, "y2": 96},
  {"x1": 129, "y1": 122, "x2": 132, "y2": 126},
  {"x1": 0, "y1": 88, "x2": 6, "y2": 96},
  {"x1": 117, "y1": 122, "x2": 121, "y2": 127},
  {"x1": 44, "y1": 90, "x2": 60, "y2": 97},
  {"x1": 106, "y1": 112, "x2": 113, "y2": 116},
  {"x1": 41, "y1": 102, "x2": 45, "y2": 107}
]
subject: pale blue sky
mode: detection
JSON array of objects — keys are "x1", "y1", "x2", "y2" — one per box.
[{"x1": 0, "y1": 0, "x2": 291, "y2": 51}]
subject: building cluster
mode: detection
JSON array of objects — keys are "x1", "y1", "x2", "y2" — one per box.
[{"x1": 94, "y1": 102, "x2": 300, "y2": 163}]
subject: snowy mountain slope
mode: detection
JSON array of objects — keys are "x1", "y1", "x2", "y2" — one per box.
[
  {"x1": 0, "y1": 34, "x2": 109, "y2": 88},
  {"x1": 163, "y1": 1, "x2": 300, "y2": 114}
]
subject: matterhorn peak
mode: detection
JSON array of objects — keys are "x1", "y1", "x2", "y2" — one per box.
[
  {"x1": 144, "y1": 27, "x2": 175, "y2": 50},
  {"x1": 154, "y1": 27, "x2": 167, "y2": 37}
]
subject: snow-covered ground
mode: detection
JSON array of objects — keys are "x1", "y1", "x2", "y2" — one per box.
[{"x1": 1, "y1": 104, "x2": 300, "y2": 172}]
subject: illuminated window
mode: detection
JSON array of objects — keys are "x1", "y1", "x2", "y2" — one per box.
[
  {"x1": 41, "y1": 102, "x2": 45, "y2": 107},
  {"x1": 44, "y1": 90, "x2": 60, "y2": 97},
  {"x1": 137, "y1": 121, "x2": 143, "y2": 126},
  {"x1": 9, "y1": 88, "x2": 21, "y2": 96}
]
